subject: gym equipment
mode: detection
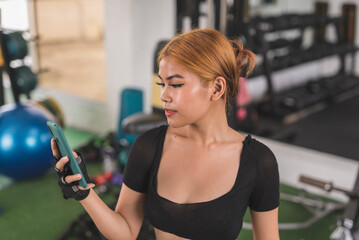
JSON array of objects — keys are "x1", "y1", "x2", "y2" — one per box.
[
  {"x1": 176, "y1": 0, "x2": 200, "y2": 33},
  {"x1": 314, "y1": 2, "x2": 328, "y2": 45},
  {"x1": 92, "y1": 173, "x2": 123, "y2": 195},
  {"x1": 0, "y1": 29, "x2": 64, "y2": 132},
  {"x1": 36, "y1": 97, "x2": 65, "y2": 127},
  {"x1": 9, "y1": 66, "x2": 37, "y2": 94},
  {"x1": 0, "y1": 29, "x2": 38, "y2": 104},
  {"x1": 175, "y1": 0, "x2": 245, "y2": 35},
  {"x1": 117, "y1": 88, "x2": 143, "y2": 144},
  {"x1": 74, "y1": 136, "x2": 102, "y2": 163},
  {"x1": 111, "y1": 173, "x2": 123, "y2": 186},
  {"x1": 122, "y1": 113, "x2": 167, "y2": 135},
  {"x1": 93, "y1": 173, "x2": 117, "y2": 187},
  {"x1": 243, "y1": 189, "x2": 344, "y2": 231},
  {"x1": 0, "y1": 103, "x2": 55, "y2": 180},
  {"x1": 299, "y1": 174, "x2": 359, "y2": 240},
  {"x1": 1, "y1": 31, "x2": 28, "y2": 61},
  {"x1": 258, "y1": 74, "x2": 359, "y2": 120},
  {"x1": 115, "y1": 88, "x2": 143, "y2": 168},
  {"x1": 226, "y1": 0, "x2": 250, "y2": 37},
  {"x1": 243, "y1": 3, "x2": 359, "y2": 136},
  {"x1": 341, "y1": 4, "x2": 357, "y2": 45},
  {"x1": 245, "y1": 173, "x2": 356, "y2": 231}
]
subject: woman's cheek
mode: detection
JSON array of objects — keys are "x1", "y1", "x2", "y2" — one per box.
[{"x1": 173, "y1": 91, "x2": 187, "y2": 104}]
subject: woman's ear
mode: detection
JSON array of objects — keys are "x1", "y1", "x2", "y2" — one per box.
[{"x1": 211, "y1": 77, "x2": 226, "y2": 101}]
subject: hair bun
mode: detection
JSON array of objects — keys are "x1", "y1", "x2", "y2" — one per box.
[{"x1": 231, "y1": 40, "x2": 256, "y2": 78}]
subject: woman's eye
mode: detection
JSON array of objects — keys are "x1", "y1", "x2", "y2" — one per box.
[
  {"x1": 156, "y1": 82, "x2": 165, "y2": 87},
  {"x1": 170, "y1": 84, "x2": 184, "y2": 88},
  {"x1": 156, "y1": 83, "x2": 184, "y2": 88}
]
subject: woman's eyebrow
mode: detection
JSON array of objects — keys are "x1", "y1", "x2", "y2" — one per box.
[{"x1": 157, "y1": 74, "x2": 184, "y2": 81}]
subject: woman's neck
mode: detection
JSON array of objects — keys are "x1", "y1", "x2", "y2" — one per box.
[{"x1": 179, "y1": 105, "x2": 233, "y2": 146}]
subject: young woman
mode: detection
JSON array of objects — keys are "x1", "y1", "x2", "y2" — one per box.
[{"x1": 52, "y1": 28, "x2": 280, "y2": 240}]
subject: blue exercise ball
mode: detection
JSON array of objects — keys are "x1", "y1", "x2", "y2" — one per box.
[{"x1": 0, "y1": 103, "x2": 56, "y2": 180}]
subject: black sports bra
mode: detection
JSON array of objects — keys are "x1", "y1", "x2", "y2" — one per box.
[{"x1": 123, "y1": 125, "x2": 279, "y2": 239}]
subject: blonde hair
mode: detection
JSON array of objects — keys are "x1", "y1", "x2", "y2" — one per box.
[{"x1": 157, "y1": 28, "x2": 256, "y2": 108}]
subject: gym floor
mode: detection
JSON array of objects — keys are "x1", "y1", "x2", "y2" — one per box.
[{"x1": 0, "y1": 127, "x2": 348, "y2": 240}]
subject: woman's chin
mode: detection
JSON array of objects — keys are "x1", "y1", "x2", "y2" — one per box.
[{"x1": 167, "y1": 120, "x2": 187, "y2": 128}]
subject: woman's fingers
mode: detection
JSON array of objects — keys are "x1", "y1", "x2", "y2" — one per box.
[
  {"x1": 64, "y1": 173, "x2": 95, "y2": 189},
  {"x1": 52, "y1": 142, "x2": 89, "y2": 188},
  {"x1": 65, "y1": 174, "x2": 83, "y2": 184},
  {"x1": 51, "y1": 138, "x2": 78, "y2": 161},
  {"x1": 55, "y1": 156, "x2": 69, "y2": 172},
  {"x1": 51, "y1": 139, "x2": 61, "y2": 159}
]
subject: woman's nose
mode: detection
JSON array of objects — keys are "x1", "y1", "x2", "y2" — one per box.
[{"x1": 160, "y1": 86, "x2": 171, "y2": 103}]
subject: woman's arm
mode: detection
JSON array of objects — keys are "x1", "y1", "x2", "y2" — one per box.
[
  {"x1": 250, "y1": 208, "x2": 280, "y2": 240},
  {"x1": 53, "y1": 139, "x2": 145, "y2": 240},
  {"x1": 80, "y1": 184, "x2": 146, "y2": 240}
]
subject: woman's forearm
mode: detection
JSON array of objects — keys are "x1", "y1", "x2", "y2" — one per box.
[{"x1": 80, "y1": 189, "x2": 136, "y2": 240}]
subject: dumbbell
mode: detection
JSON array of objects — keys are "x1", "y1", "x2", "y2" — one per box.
[
  {"x1": 9, "y1": 66, "x2": 38, "y2": 94},
  {"x1": 3, "y1": 31, "x2": 28, "y2": 61}
]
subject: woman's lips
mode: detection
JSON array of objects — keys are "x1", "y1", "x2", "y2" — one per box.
[{"x1": 164, "y1": 109, "x2": 176, "y2": 117}]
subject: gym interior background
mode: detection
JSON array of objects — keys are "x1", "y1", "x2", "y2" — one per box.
[{"x1": 1, "y1": 0, "x2": 359, "y2": 239}]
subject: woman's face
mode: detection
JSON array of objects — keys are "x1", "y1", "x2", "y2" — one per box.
[{"x1": 157, "y1": 57, "x2": 213, "y2": 127}]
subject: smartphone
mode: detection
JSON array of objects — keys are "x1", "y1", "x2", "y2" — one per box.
[{"x1": 47, "y1": 120, "x2": 87, "y2": 188}]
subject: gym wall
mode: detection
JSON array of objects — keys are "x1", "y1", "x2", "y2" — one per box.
[
  {"x1": 104, "y1": 0, "x2": 175, "y2": 131},
  {"x1": 35, "y1": 0, "x2": 104, "y2": 43}
]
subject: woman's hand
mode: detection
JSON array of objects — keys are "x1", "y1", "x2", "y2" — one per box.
[{"x1": 51, "y1": 139, "x2": 95, "y2": 200}]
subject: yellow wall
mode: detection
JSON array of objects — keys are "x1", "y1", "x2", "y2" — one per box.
[
  {"x1": 151, "y1": 74, "x2": 162, "y2": 109},
  {"x1": 36, "y1": 0, "x2": 104, "y2": 43}
]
